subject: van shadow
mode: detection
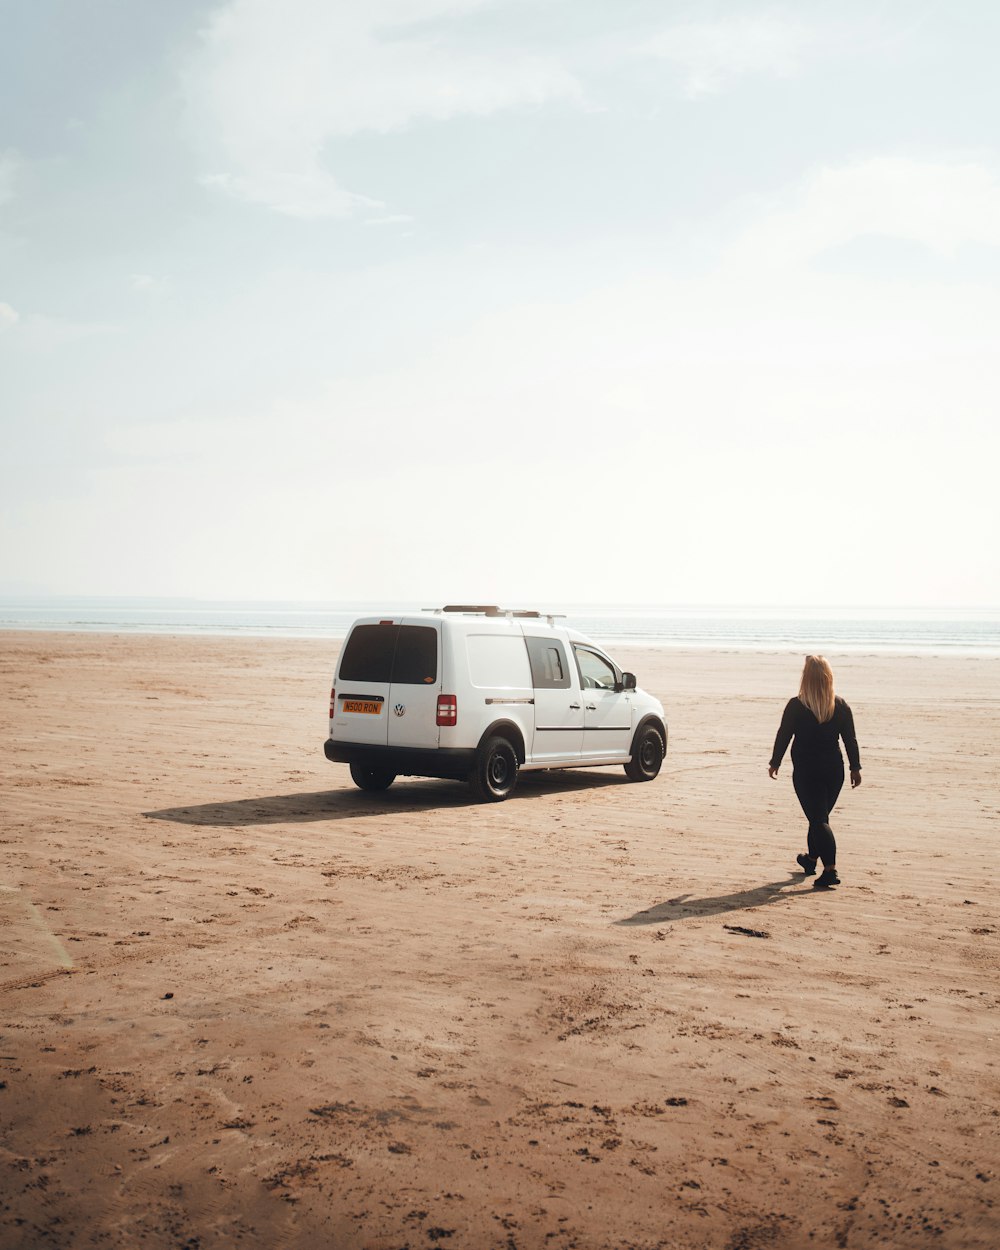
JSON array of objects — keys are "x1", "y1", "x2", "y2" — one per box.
[
  {"x1": 144, "y1": 769, "x2": 628, "y2": 828},
  {"x1": 616, "y1": 875, "x2": 807, "y2": 926}
]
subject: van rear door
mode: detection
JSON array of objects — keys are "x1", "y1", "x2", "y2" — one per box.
[
  {"x1": 333, "y1": 619, "x2": 396, "y2": 746},
  {"x1": 335, "y1": 620, "x2": 442, "y2": 749},
  {"x1": 387, "y1": 622, "x2": 441, "y2": 749}
]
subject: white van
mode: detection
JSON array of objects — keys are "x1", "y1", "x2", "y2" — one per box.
[{"x1": 323, "y1": 605, "x2": 667, "y2": 802}]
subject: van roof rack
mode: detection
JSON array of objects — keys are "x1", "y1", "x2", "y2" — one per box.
[
  {"x1": 428, "y1": 605, "x2": 566, "y2": 621},
  {"x1": 441, "y1": 604, "x2": 502, "y2": 614}
]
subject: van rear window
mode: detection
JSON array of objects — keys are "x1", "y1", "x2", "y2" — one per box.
[
  {"x1": 392, "y1": 626, "x2": 438, "y2": 684},
  {"x1": 339, "y1": 625, "x2": 394, "y2": 682},
  {"x1": 339, "y1": 624, "x2": 438, "y2": 685}
]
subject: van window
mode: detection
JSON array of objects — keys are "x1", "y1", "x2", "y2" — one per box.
[
  {"x1": 525, "y1": 636, "x2": 571, "y2": 689},
  {"x1": 339, "y1": 624, "x2": 438, "y2": 685},
  {"x1": 574, "y1": 646, "x2": 618, "y2": 690},
  {"x1": 339, "y1": 625, "x2": 395, "y2": 682},
  {"x1": 392, "y1": 625, "x2": 438, "y2": 685}
]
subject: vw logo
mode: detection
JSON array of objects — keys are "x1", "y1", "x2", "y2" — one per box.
[{"x1": 394, "y1": 703, "x2": 406, "y2": 717}]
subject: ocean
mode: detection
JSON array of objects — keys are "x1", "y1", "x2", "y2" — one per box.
[{"x1": 1, "y1": 598, "x2": 999, "y2": 655}]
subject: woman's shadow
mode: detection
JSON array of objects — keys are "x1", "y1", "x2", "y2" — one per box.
[{"x1": 616, "y1": 873, "x2": 807, "y2": 926}]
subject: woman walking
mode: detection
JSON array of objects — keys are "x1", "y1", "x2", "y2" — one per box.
[{"x1": 768, "y1": 656, "x2": 861, "y2": 890}]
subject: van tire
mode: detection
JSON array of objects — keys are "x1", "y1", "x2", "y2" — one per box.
[
  {"x1": 470, "y1": 736, "x2": 519, "y2": 802},
  {"x1": 349, "y1": 763, "x2": 397, "y2": 792},
  {"x1": 624, "y1": 724, "x2": 665, "y2": 782}
]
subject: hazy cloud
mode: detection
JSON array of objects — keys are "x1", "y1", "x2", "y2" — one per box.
[
  {"x1": 727, "y1": 157, "x2": 1000, "y2": 270},
  {"x1": 185, "y1": 0, "x2": 581, "y2": 218},
  {"x1": 11, "y1": 313, "x2": 117, "y2": 351},
  {"x1": 5, "y1": 1, "x2": 999, "y2": 604},
  {"x1": 641, "y1": 13, "x2": 814, "y2": 97},
  {"x1": 364, "y1": 213, "x2": 416, "y2": 226}
]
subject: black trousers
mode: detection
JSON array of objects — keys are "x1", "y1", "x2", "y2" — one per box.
[{"x1": 792, "y1": 756, "x2": 844, "y2": 866}]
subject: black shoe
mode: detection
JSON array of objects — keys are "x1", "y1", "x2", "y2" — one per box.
[
  {"x1": 796, "y1": 854, "x2": 817, "y2": 876},
  {"x1": 813, "y1": 868, "x2": 840, "y2": 890}
]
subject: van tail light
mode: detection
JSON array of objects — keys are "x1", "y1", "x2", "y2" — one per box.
[
  {"x1": 436, "y1": 694, "x2": 457, "y2": 727},
  {"x1": 329, "y1": 686, "x2": 336, "y2": 718}
]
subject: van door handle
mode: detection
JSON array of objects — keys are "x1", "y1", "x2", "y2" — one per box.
[
  {"x1": 569, "y1": 703, "x2": 581, "y2": 710},
  {"x1": 585, "y1": 703, "x2": 597, "y2": 711}
]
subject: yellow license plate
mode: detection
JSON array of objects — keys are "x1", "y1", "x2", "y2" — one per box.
[{"x1": 343, "y1": 700, "x2": 382, "y2": 715}]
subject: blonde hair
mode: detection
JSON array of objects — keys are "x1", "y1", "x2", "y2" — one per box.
[{"x1": 798, "y1": 655, "x2": 836, "y2": 723}]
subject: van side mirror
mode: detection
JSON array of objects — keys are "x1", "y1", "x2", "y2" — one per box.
[{"x1": 621, "y1": 672, "x2": 637, "y2": 691}]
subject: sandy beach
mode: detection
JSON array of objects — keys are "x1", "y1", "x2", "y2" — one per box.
[{"x1": 1, "y1": 630, "x2": 998, "y2": 1249}]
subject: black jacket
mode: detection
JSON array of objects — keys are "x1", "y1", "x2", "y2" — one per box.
[{"x1": 770, "y1": 696, "x2": 861, "y2": 772}]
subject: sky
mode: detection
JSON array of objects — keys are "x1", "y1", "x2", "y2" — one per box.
[{"x1": 2, "y1": 0, "x2": 999, "y2": 608}]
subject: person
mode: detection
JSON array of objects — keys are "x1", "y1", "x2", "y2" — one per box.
[{"x1": 768, "y1": 655, "x2": 861, "y2": 890}]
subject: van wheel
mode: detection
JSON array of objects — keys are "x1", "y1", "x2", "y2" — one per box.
[
  {"x1": 624, "y1": 725, "x2": 664, "y2": 782},
  {"x1": 349, "y1": 763, "x2": 397, "y2": 792},
  {"x1": 470, "y1": 737, "x2": 519, "y2": 802}
]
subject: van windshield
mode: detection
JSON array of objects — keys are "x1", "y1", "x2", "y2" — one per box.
[{"x1": 339, "y1": 624, "x2": 438, "y2": 685}]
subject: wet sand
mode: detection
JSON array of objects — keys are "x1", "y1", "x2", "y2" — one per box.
[{"x1": 2, "y1": 631, "x2": 998, "y2": 1249}]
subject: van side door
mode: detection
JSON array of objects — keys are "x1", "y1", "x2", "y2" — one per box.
[
  {"x1": 573, "y1": 644, "x2": 633, "y2": 758},
  {"x1": 524, "y1": 634, "x2": 584, "y2": 762}
]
